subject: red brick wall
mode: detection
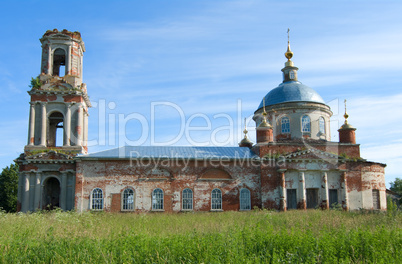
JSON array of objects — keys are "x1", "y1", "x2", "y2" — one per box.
[
  {"x1": 260, "y1": 165, "x2": 279, "y2": 209},
  {"x1": 75, "y1": 159, "x2": 261, "y2": 213},
  {"x1": 256, "y1": 128, "x2": 273, "y2": 143},
  {"x1": 110, "y1": 193, "x2": 121, "y2": 212},
  {"x1": 257, "y1": 142, "x2": 360, "y2": 159}
]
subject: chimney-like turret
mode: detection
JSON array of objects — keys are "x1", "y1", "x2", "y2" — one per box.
[
  {"x1": 338, "y1": 99, "x2": 356, "y2": 144},
  {"x1": 256, "y1": 98, "x2": 273, "y2": 144}
]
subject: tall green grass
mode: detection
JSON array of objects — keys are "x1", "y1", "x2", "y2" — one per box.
[{"x1": 0, "y1": 210, "x2": 400, "y2": 263}]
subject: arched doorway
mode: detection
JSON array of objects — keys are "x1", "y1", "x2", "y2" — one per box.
[{"x1": 42, "y1": 177, "x2": 60, "y2": 210}]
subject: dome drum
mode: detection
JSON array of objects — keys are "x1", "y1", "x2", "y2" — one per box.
[
  {"x1": 253, "y1": 102, "x2": 332, "y2": 141},
  {"x1": 254, "y1": 46, "x2": 332, "y2": 142}
]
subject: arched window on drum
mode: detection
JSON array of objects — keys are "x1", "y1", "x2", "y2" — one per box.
[
  {"x1": 319, "y1": 117, "x2": 325, "y2": 134},
  {"x1": 302, "y1": 115, "x2": 311, "y2": 133},
  {"x1": 281, "y1": 116, "x2": 290, "y2": 134}
]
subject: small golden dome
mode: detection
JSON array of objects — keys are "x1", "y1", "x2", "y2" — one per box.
[
  {"x1": 239, "y1": 118, "x2": 253, "y2": 147},
  {"x1": 239, "y1": 137, "x2": 253, "y2": 146},
  {"x1": 339, "y1": 99, "x2": 355, "y2": 130},
  {"x1": 258, "y1": 97, "x2": 272, "y2": 128},
  {"x1": 258, "y1": 118, "x2": 272, "y2": 129},
  {"x1": 285, "y1": 43, "x2": 293, "y2": 60},
  {"x1": 340, "y1": 123, "x2": 355, "y2": 130}
]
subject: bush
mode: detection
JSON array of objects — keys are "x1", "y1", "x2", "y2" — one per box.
[{"x1": 29, "y1": 77, "x2": 42, "y2": 89}]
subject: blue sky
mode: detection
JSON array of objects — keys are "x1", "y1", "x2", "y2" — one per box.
[{"x1": 0, "y1": 0, "x2": 401, "y2": 187}]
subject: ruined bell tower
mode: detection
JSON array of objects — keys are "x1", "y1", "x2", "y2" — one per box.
[
  {"x1": 25, "y1": 29, "x2": 91, "y2": 153},
  {"x1": 17, "y1": 29, "x2": 91, "y2": 212}
]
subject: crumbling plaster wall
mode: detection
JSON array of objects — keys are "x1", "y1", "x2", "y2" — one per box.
[
  {"x1": 346, "y1": 162, "x2": 386, "y2": 210},
  {"x1": 18, "y1": 162, "x2": 76, "y2": 212},
  {"x1": 75, "y1": 159, "x2": 261, "y2": 212}
]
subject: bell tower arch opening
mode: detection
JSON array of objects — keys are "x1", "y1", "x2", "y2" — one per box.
[
  {"x1": 48, "y1": 112, "x2": 64, "y2": 147},
  {"x1": 42, "y1": 177, "x2": 61, "y2": 210},
  {"x1": 52, "y1": 48, "x2": 66, "y2": 77}
]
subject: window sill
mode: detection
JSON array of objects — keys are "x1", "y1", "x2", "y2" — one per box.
[
  {"x1": 210, "y1": 209, "x2": 223, "y2": 212},
  {"x1": 181, "y1": 209, "x2": 193, "y2": 212},
  {"x1": 151, "y1": 209, "x2": 165, "y2": 212}
]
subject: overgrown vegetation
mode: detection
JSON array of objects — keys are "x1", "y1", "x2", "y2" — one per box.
[
  {"x1": 0, "y1": 210, "x2": 400, "y2": 263},
  {"x1": 26, "y1": 148, "x2": 76, "y2": 157},
  {"x1": 390, "y1": 177, "x2": 402, "y2": 206},
  {"x1": 390, "y1": 178, "x2": 402, "y2": 194},
  {"x1": 29, "y1": 77, "x2": 42, "y2": 89},
  {"x1": 339, "y1": 152, "x2": 366, "y2": 162},
  {"x1": 0, "y1": 162, "x2": 19, "y2": 212},
  {"x1": 387, "y1": 196, "x2": 399, "y2": 215}
]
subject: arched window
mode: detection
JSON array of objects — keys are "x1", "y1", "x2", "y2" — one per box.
[
  {"x1": 240, "y1": 188, "x2": 251, "y2": 210},
  {"x1": 122, "y1": 188, "x2": 135, "y2": 211},
  {"x1": 319, "y1": 117, "x2": 325, "y2": 134},
  {"x1": 182, "y1": 188, "x2": 193, "y2": 210},
  {"x1": 211, "y1": 189, "x2": 222, "y2": 210},
  {"x1": 48, "y1": 112, "x2": 64, "y2": 147},
  {"x1": 91, "y1": 188, "x2": 103, "y2": 210},
  {"x1": 281, "y1": 116, "x2": 290, "y2": 134},
  {"x1": 301, "y1": 115, "x2": 311, "y2": 133},
  {"x1": 53, "y1": 48, "x2": 66, "y2": 77},
  {"x1": 152, "y1": 188, "x2": 164, "y2": 210}
]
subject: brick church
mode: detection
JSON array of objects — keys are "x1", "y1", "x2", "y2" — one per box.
[{"x1": 16, "y1": 29, "x2": 386, "y2": 213}]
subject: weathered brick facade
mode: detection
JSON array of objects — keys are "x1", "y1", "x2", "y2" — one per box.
[
  {"x1": 16, "y1": 29, "x2": 387, "y2": 213},
  {"x1": 75, "y1": 158, "x2": 261, "y2": 212}
]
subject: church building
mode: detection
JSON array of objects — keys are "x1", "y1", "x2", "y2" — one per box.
[{"x1": 16, "y1": 30, "x2": 386, "y2": 212}]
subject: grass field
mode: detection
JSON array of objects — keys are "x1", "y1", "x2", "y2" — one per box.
[{"x1": 0, "y1": 209, "x2": 400, "y2": 263}]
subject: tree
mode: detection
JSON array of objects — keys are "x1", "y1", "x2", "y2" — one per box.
[
  {"x1": 390, "y1": 178, "x2": 402, "y2": 195},
  {"x1": 389, "y1": 177, "x2": 402, "y2": 206},
  {"x1": 0, "y1": 162, "x2": 19, "y2": 212}
]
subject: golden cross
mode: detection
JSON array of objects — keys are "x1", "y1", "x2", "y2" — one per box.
[
  {"x1": 344, "y1": 99, "x2": 347, "y2": 113},
  {"x1": 243, "y1": 118, "x2": 248, "y2": 137},
  {"x1": 263, "y1": 97, "x2": 266, "y2": 114}
]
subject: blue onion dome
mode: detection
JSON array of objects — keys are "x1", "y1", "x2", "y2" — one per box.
[
  {"x1": 257, "y1": 81, "x2": 325, "y2": 109},
  {"x1": 257, "y1": 33, "x2": 325, "y2": 111}
]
